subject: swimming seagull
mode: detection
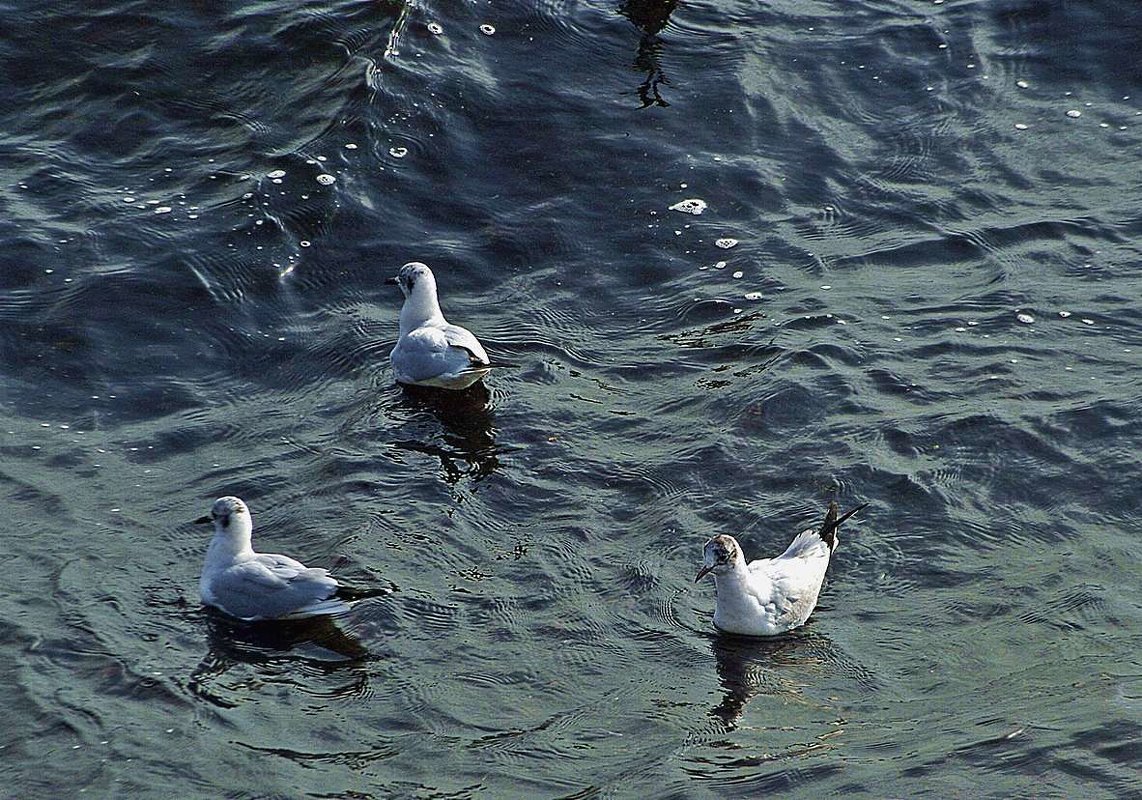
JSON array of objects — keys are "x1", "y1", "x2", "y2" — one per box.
[
  {"x1": 387, "y1": 261, "x2": 494, "y2": 390},
  {"x1": 696, "y1": 501, "x2": 868, "y2": 636},
  {"x1": 196, "y1": 496, "x2": 386, "y2": 622}
]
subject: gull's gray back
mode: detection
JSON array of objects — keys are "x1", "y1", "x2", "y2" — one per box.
[{"x1": 209, "y1": 555, "x2": 339, "y2": 620}]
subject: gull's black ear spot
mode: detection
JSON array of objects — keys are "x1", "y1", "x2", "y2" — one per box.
[
  {"x1": 711, "y1": 536, "x2": 736, "y2": 563},
  {"x1": 397, "y1": 266, "x2": 420, "y2": 294}
]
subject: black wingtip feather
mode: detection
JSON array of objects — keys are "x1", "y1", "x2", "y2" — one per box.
[{"x1": 818, "y1": 501, "x2": 868, "y2": 550}]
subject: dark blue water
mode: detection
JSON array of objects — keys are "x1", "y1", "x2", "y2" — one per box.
[{"x1": 1, "y1": 0, "x2": 1140, "y2": 796}]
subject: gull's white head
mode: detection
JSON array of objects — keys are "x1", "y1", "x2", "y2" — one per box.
[
  {"x1": 388, "y1": 261, "x2": 445, "y2": 333},
  {"x1": 696, "y1": 534, "x2": 743, "y2": 582},
  {"x1": 196, "y1": 496, "x2": 253, "y2": 544},
  {"x1": 390, "y1": 261, "x2": 438, "y2": 301}
]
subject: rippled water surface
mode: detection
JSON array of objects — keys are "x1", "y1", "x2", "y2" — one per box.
[{"x1": 2, "y1": 0, "x2": 1140, "y2": 796}]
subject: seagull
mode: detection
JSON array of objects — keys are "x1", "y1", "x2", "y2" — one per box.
[
  {"x1": 387, "y1": 261, "x2": 494, "y2": 390},
  {"x1": 196, "y1": 496, "x2": 386, "y2": 622},
  {"x1": 695, "y1": 501, "x2": 868, "y2": 636}
]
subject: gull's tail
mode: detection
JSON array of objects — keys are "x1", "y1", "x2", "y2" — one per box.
[
  {"x1": 277, "y1": 583, "x2": 395, "y2": 621},
  {"x1": 333, "y1": 583, "x2": 397, "y2": 603},
  {"x1": 818, "y1": 501, "x2": 869, "y2": 550},
  {"x1": 459, "y1": 349, "x2": 518, "y2": 372},
  {"x1": 467, "y1": 356, "x2": 518, "y2": 370}
]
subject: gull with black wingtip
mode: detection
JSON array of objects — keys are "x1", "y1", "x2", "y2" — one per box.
[
  {"x1": 196, "y1": 496, "x2": 387, "y2": 622},
  {"x1": 386, "y1": 261, "x2": 499, "y2": 390},
  {"x1": 696, "y1": 501, "x2": 868, "y2": 636}
]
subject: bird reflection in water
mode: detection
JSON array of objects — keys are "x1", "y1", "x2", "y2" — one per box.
[
  {"x1": 393, "y1": 382, "x2": 501, "y2": 484},
  {"x1": 188, "y1": 610, "x2": 373, "y2": 708},
  {"x1": 707, "y1": 628, "x2": 830, "y2": 730},
  {"x1": 618, "y1": 0, "x2": 679, "y2": 107}
]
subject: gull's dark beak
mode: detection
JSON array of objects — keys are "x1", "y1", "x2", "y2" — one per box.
[
  {"x1": 384, "y1": 276, "x2": 399, "y2": 285},
  {"x1": 193, "y1": 515, "x2": 212, "y2": 525},
  {"x1": 695, "y1": 564, "x2": 714, "y2": 583}
]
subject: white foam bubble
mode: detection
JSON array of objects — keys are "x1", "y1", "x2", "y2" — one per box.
[{"x1": 669, "y1": 198, "x2": 707, "y2": 215}]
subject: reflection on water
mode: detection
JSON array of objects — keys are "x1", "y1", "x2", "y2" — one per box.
[
  {"x1": 618, "y1": 0, "x2": 678, "y2": 107},
  {"x1": 189, "y1": 612, "x2": 373, "y2": 708},
  {"x1": 392, "y1": 383, "x2": 501, "y2": 484},
  {"x1": 707, "y1": 630, "x2": 819, "y2": 730}
]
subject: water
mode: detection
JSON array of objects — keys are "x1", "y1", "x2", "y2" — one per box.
[{"x1": 1, "y1": 0, "x2": 1139, "y2": 796}]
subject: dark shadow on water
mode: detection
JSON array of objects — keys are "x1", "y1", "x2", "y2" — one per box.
[
  {"x1": 708, "y1": 627, "x2": 829, "y2": 729},
  {"x1": 393, "y1": 381, "x2": 501, "y2": 483},
  {"x1": 187, "y1": 611, "x2": 374, "y2": 708},
  {"x1": 202, "y1": 610, "x2": 373, "y2": 659},
  {"x1": 618, "y1": 0, "x2": 678, "y2": 107}
]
